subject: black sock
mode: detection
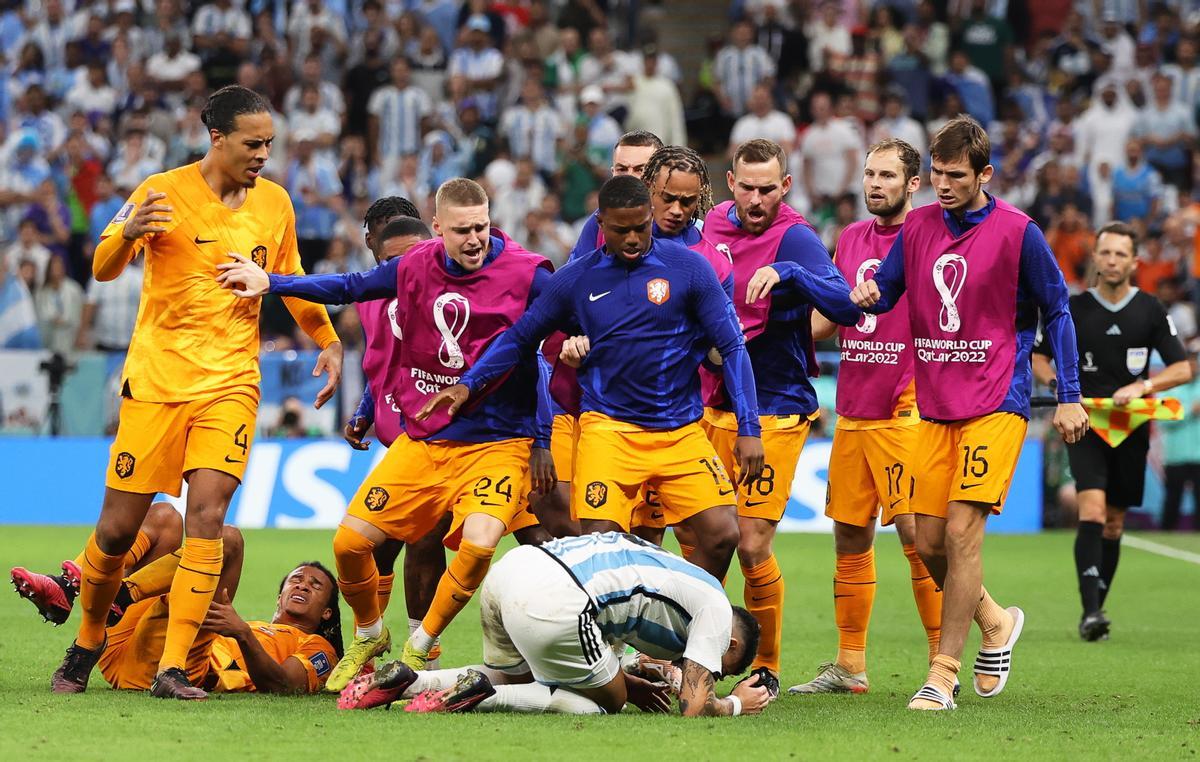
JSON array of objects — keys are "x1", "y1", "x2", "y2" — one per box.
[
  {"x1": 1074, "y1": 521, "x2": 1104, "y2": 616},
  {"x1": 1099, "y1": 535, "x2": 1121, "y2": 609}
]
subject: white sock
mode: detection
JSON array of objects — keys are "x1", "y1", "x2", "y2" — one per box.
[
  {"x1": 356, "y1": 617, "x2": 383, "y2": 639},
  {"x1": 477, "y1": 684, "x2": 604, "y2": 714},
  {"x1": 404, "y1": 665, "x2": 514, "y2": 698},
  {"x1": 409, "y1": 624, "x2": 435, "y2": 651},
  {"x1": 408, "y1": 618, "x2": 422, "y2": 636}
]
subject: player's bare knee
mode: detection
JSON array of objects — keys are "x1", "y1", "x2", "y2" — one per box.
[
  {"x1": 893, "y1": 515, "x2": 916, "y2": 546},
  {"x1": 706, "y1": 519, "x2": 740, "y2": 559},
  {"x1": 833, "y1": 521, "x2": 873, "y2": 555}
]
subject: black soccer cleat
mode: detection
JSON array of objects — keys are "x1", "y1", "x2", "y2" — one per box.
[
  {"x1": 1079, "y1": 611, "x2": 1111, "y2": 642},
  {"x1": 50, "y1": 638, "x2": 105, "y2": 693},
  {"x1": 151, "y1": 667, "x2": 208, "y2": 700},
  {"x1": 737, "y1": 666, "x2": 780, "y2": 699}
]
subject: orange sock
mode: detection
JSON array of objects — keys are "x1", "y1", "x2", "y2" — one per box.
[
  {"x1": 125, "y1": 549, "x2": 182, "y2": 602},
  {"x1": 333, "y1": 525, "x2": 381, "y2": 631},
  {"x1": 421, "y1": 540, "x2": 494, "y2": 638},
  {"x1": 903, "y1": 544, "x2": 942, "y2": 662},
  {"x1": 974, "y1": 586, "x2": 1006, "y2": 645},
  {"x1": 157, "y1": 536, "x2": 223, "y2": 672},
  {"x1": 74, "y1": 530, "x2": 150, "y2": 572},
  {"x1": 741, "y1": 555, "x2": 784, "y2": 673},
  {"x1": 76, "y1": 536, "x2": 125, "y2": 650},
  {"x1": 376, "y1": 572, "x2": 396, "y2": 616},
  {"x1": 925, "y1": 653, "x2": 960, "y2": 698},
  {"x1": 834, "y1": 549, "x2": 876, "y2": 674}
]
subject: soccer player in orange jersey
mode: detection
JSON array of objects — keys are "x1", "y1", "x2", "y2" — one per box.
[
  {"x1": 50, "y1": 86, "x2": 343, "y2": 700},
  {"x1": 789, "y1": 140, "x2": 945, "y2": 695}
]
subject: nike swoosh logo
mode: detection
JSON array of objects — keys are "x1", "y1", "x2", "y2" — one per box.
[
  {"x1": 750, "y1": 594, "x2": 775, "y2": 602},
  {"x1": 190, "y1": 587, "x2": 216, "y2": 595},
  {"x1": 480, "y1": 501, "x2": 502, "y2": 507},
  {"x1": 746, "y1": 500, "x2": 768, "y2": 508},
  {"x1": 889, "y1": 500, "x2": 903, "y2": 510},
  {"x1": 649, "y1": 512, "x2": 664, "y2": 520},
  {"x1": 719, "y1": 488, "x2": 735, "y2": 497},
  {"x1": 85, "y1": 578, "x2": 104, "y2": 586},
  {"x1": 194, "y1": 236, "x2": 218, "y2": 244},
  {"x1": 224, "y1": 455, "x2": 244, "y2": 463},
  {"x1": 833, "y1": 594, "x2": 853, "y2": 599},
  {"x1": 959, "y1": 482, "x2": 983, "y2": 490},
  {"x1": 588, "y1": 291, "x2": 611, "y2": 301},
  {"x1": 451, "y1": 593, "x2": 470, "y2": 603}
]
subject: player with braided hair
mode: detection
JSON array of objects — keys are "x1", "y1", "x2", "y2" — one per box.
[{"x1": 640, "y1": 145, "x2": 716, "y2": 231}]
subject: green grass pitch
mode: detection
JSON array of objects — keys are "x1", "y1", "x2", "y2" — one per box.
[{"x1": 1, "y1": 527, "x2": 1198, "y2": 760}]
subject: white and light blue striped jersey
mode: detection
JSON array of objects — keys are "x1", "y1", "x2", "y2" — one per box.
[
  {"x1": 368, "y1": 85, "x2": 432, "y2": 158},
  {"x1": 713, "y1": 44, "x2": 775, "y2": 117},
  {"x1": 539, "y1": 532, "x2": 733, "y2": 673},
  {"x1": 500, "y1": 104, "x2": 563, "y2": 174}
]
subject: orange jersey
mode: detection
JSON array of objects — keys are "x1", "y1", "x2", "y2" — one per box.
[
  {"x1": 101, "y1": 162, "x2": 334, "y2": 402},
  {"x1": 207, "y1": 620, "x2": 337, "y2": 693}
]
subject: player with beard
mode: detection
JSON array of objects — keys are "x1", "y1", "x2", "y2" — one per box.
[
  {"x1": 1032, "y1": 222, "x2": 1190, "y2": 641},
  {"x1": 789, "y1": 139, "x2": 945, "y2": 695},
  {"x1": 49, "y1": 85, "x2": 343, "y2": 700},
  {"x1": 699, "y1": 139, "x2": 862, "y2": 695},
  {"x1": 852, "y1": 116, "x2": 1089, "y2": 710}
]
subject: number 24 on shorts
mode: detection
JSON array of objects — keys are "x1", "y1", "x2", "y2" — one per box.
[{"x1": 473, "y1": 476, "x2": 514, "y2": 507}]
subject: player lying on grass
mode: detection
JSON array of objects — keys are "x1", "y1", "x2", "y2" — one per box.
[
  {"x1": 339, "y1": 532, "x2": 773, "y2": 717},
  {"x1": 15, "y1": 507, "x2": 342, "y2": 694}
]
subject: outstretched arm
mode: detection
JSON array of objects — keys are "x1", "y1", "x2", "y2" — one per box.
[
  {"x1": 850, "y1": 232, "x2": 906, "y2": 314},
  {"x1": 753, "y1": 224, "x2": 861, "y2": 325},
  {"x1": 218, "y1": 255, "x2": 401, "y2": 304},
  {"x1": 677, "y1": 659, "x2": 771, "y2": 717}
]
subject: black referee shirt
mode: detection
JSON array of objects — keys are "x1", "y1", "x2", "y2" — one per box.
[{"x1": 1034, "y1": 288, "x2": 1187, "y2": 397}]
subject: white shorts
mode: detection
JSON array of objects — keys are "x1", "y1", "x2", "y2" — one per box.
[{"x1": 479, "y1": 545, "x2": 620, "y2": 689}]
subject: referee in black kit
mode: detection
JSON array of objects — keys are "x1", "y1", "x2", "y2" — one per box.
[{"x1": 1033, "y1": 222, "x2": 1191, "y2": 642}]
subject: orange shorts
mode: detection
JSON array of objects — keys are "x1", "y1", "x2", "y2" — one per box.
[
  {"x1": 573, "y1": 412, "x2": 734, "y2": 530},
  {"x1": 910, "y1": 413, "x2": 1028, "y2": 518},
  {"x1": 346, "y1": 434, "x2": 532, "y2": 550},
  {"x1": 826, "y1": 424, "x2": 918, "y2": 527},
  {"x1": 99, "y1": 597, "x2": 217, "y2": 690},
  {"x1": 106, "y1": 387, "x2": 259, "y2": 496},
  {"x1": 701, "y1": 409, "x2": 811, "y2": 521},
  {"x1": 550, "y1": 414, "x2": 579, "y2": 483}
]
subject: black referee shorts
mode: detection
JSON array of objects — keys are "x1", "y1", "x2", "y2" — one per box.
[{"x1": 1066, "y1": 426, "x2": 1150, "y2": 509}]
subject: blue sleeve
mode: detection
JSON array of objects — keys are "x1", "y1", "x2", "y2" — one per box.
[
  {"x1": 569, "y1": 213, "x2": 600, "y2": 262},
  {"x1": 769, "y1": 224, "x2": 861, "y2": 325},
  {"x1": 534, "y1": 353, "x2": 554, "y2": 449},
  {"x1": 268, "y1": 257, "x2": 400, "y2": 304},
  {"x1": 352, "y1": 384, "x2": 374, "y2": 426},
  {"x1": 866, "y1": 231, "x2": 907, "y2": 313},
  {"x1": 1019, "y1": 222, "x2": 1081, "y2": 402},
  {"x1": 690, "y1": 260, "x2": 761, "y2": 437},
  {"x1": 529, "y1": 264, "x2": 552, "y2": 304},
  {"x1": 460, "y1": 267, "x2": 578, "y2": 394}
]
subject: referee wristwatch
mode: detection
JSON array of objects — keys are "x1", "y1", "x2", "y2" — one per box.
[{"x1": 1142, "y1": 378, "x2": 1155, "y2": 395}]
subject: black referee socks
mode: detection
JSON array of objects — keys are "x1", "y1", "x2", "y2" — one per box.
[{"x1": 1075, "y1": 521, "x2": 1104, "y2": 616}]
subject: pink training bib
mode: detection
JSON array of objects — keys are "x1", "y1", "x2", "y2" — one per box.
[
  {"x1": 394, "y1": 229, "x2": 549, "y2": 438},
  {"x1": 701, "y1": 200, "x2": 819, "y2": 408},
  {"x1": 901, "y1": 199, "x2": 1027, "y2": 420},
  {"x1": 834, "y1": 219, "x2": 914, "y2": 420},
  {"x1": 355, "y1": 296, "x2": 405, "y2": 446}
]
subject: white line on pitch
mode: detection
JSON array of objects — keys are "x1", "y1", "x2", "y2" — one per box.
[{"x1": 1123, "y1": 534, "x2": 1200, "y2": 565}]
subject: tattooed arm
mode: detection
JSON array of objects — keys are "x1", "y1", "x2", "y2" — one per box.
[{"x1": 677, "y1": 659, "x2": 771, "y2": 717}]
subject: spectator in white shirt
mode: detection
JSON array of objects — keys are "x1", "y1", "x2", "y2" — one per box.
[
  {"x1": 65, "y1": 63, "x2": 118, "y2": 122},
  {"x1": 579, "y1": 28, "x2": 638, "y2": 121},
  {"x1": 289, "y1": 84, "x2": 342, "y2": 161},
  {"x1": 579, "y1": 86, "x2": 623, "y2": 166},
  {"x1": 191, "y1": 0, "x2": 251, "y2": 55},
  {"x1": 797, "y1": 91, "x2": 863, "y2": 211},
  {"x1": 107, "y1": 130, "x2": 163, "y2": 193},
  {"x1": 5, "y1": 219, "x2": 53, "y2": 283},
  {"x1": 146, "y1": 34, "x2": 201, "y2": 89},
  {"x1": 368, "y1": 57, "x2": 433, "y2": 171},
  {"x1": 449, "y1": 14, "x2": 504, "y2": 121},
  {"x1": 626, "y1": 45, "x2": 687, "y2": 148},
  {"x1": 33, "y1": 254, "x2": 83, "y2": 356},
  {"x1": 868, "y1": 90, "x2": 928, "y2": 159},
  {"x1": 806, "y1": 0, "x2": 852, "y2": 72},
  {"x1": 728, "y1": 84, "x2": 796, "y2": 157},
  {"x1": 288, "y1": 0, "x2": 349, "y2": 64},
  {"x1": 284, "y1": 56, "x2": 347, "y2": 118},
  {"x1": 500, "y1": 78, "x2": 564, "y2": 179},
  {"x1": 491, "y1": 158, "x2": 546, "y2": 234},
  {"x1": 713, "y1": 20, "x2": 776, "y2": 118}
]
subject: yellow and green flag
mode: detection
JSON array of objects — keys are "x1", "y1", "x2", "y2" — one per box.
[{"x1": 1082, "y1": 397, "x2": 1185, "y2": 447}]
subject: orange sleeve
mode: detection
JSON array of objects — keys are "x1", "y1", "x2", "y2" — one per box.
[
  {"x1": 286, "y1": 634, "x2": 338, "y2": 692},
  {"x1": 93, "y1": 182, "x2": 153, "y2": 281}
]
